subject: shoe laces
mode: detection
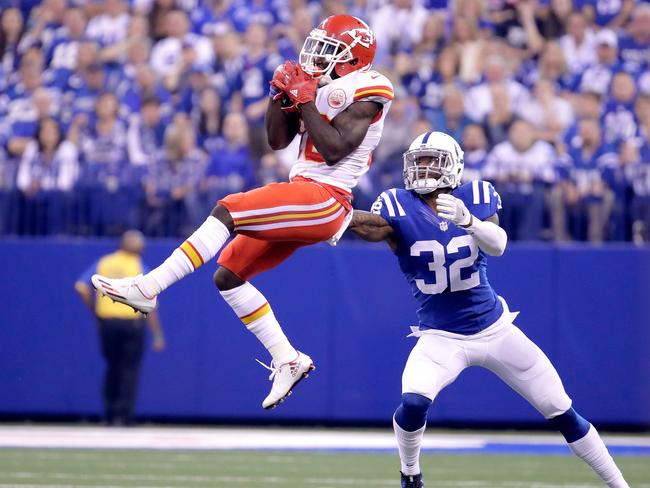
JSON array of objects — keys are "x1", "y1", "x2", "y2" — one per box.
[{"x1": 255, "y1": 359, "x2": 278, "y2": 381}]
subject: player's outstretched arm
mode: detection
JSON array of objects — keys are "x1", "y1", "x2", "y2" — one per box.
[
  {"x1": 348, "y1": 210, "x2": 395, "y2": 244},
  {"x1": 300, "y1": 100, "x2": 382, "y2": 166},
  {"x1": 265, "y1": 97, "x2": 301, "y2": 150}
]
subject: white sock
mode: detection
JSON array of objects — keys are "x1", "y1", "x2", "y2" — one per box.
[
  {"x1": 140, "y1": 216, "x2": 230, "y2": 296},
  {"x1": 569, "y1": 425, "x2": 629, "y2": 488},
  {"x1": 393, "y1": 415, "x2": 426, "y2": 476},
  {"x1": 220, "y1": 282, "x2": 297, "y2": 365}
]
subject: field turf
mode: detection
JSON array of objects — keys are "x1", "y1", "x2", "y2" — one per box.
[{"x1": 1, "y1": 448, "x2": 649, "y2": 487}]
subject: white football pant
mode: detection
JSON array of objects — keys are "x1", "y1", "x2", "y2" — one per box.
[{"x1": 402, "y1": 299, "x2": 572, "y2": 418}]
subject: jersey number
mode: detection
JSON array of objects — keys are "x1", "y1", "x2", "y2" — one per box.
[
  {"x1": 300, "y1": 114, "x2": 331, "y2": 163},
  {"x1": 410, "y1": 235, "x2": 479, "y2": 294}
]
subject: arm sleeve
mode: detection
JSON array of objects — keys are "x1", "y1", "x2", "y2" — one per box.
[
  {"x1": 464, "y1": 218, "x2": 508, "y2": 257},
  {"x1": 370, "y1": 190, "x2": 398, "y2": 222}
]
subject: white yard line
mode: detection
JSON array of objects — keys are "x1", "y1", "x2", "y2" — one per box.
[{"x1": 0, "y1": 425, "x2": 647, "y2": 451}]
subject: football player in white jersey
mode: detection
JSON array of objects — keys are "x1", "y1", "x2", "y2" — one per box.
[
  {"x1": 92, "y1": 15, "x2": 393, "y2": 410},
  {"x1": 347, "y1": 132, "x2": 629, "y2": 488}
]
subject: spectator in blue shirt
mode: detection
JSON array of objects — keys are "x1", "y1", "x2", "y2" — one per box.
[
  {"x1": 429, "y1": 86, "x2": 471, "y2": 144},
  {"x1": 461, "y1": 123, "x2": 490, "y2": 183},
  {"x1": 18, "y1": 0, "x2": 65, "y2": 57},
  {"x1": 601, "y1": 71, "x2": 639, "y2": 145},
  {"x1": 85, "y1": 0, "x2": 130, "y2": 49},
  {"x1": 578, "y1": 29, "x2": 622, "y2": 97},
  {"x1": 144, "y1": 119, "x2": 207, "y2": 236},
  {"x1": 16, "y1": 117, "x2": 79, "y2": 235},
  {"x1": 484, "y1": 119, "x2": 557, "y2": 241},
  {"x1": 210, "y1": 30, "x2": 244, "y2": 104},
  {"x1": 551, "y1": 118, "x2": 617, "y2": 242},
  {"x1": 48, "y1": 7, "x2": 88, "y2": 71},
  {"x1": 575, "y1": 0, "x2": 634, "y2": 28},
  {"x1": 618, "y1": 3, "x2": 650, "y2": 73},
  {"x1": 118, "y1": 62, "x2": 173, "y2": 123},
  {"x1": 77, "y1": 92, "x2": 132, "y2": 236},
  {"x1": 127, "y1": 96, "x2": 168, "y2": 167},
  {"x1": 623, "y1": 140, "x2": 650, "y2": 244},
  {"x1": 150, "y1": 8, "x2": 214, "y2": 92},
  {"x1": 202, "y1": 111, "x2": 256, "y2": 208},
  {"x1": 8, "y1": 86, "x2": 59, "y2": 157},
  {"x1": 61, "y1": 58, "x2": 108, "y2": 129},
  {"x1": 521, "y1": 40, "x2": 579, "y2": 93},
  {"x1": 0, "y1": 7, "x2": 24, "y2": 74},
  {"x1": 234, "y1": 22, "x2": 282, "y2": 146},
  {"x1": 402, "y1": 46, "x2": 463, "y2": 123},
  {"x1": 192, "y1": 86, "x2": 223, "y2": 154}
]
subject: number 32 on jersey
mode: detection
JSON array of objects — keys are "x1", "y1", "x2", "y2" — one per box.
[{"x1": 411, "y1": 235, "x2": 479, "y2": 294}]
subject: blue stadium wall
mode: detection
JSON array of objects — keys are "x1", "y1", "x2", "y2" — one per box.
[{"x1": 1, "y1": 239, "x2": 649, "y2": 428}]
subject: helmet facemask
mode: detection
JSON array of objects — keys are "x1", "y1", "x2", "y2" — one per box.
[
  {"x1": 299, "y1": 29, "x2": 354, "y2": 84},
  {"x1": 403, "y1": 148, "x2": 462, "y2": 194}
]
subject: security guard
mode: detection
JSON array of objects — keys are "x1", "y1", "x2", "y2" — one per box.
[{"x1": 75, "y1": 230, "x2": 165, "y2": 425}]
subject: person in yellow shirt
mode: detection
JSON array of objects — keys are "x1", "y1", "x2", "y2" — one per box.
[{"x1": 75, "y1": 230, "x2": 165, "y2": 426}]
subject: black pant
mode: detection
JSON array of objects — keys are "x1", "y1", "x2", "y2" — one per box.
[{"x1": 98, "y1": 318, "x2": 146, "y2": 425}]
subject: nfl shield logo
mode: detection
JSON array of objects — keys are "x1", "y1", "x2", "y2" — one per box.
[{"x1": 439, "y1": 221, "x2": 448, "y2": 231}]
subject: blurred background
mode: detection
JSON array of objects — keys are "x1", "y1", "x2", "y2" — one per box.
[{"x1": 0, "y1": 0, "x2": 649, "y2": 433}]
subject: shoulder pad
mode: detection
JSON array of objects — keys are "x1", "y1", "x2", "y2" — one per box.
[{"x1": 352, "y1": 70, "x2": 394, "y2": 104}]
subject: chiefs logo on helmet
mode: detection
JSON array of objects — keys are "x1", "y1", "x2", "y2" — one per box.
[{"x1": 344, "y1": 28, "x2": 374, "y2": 49}]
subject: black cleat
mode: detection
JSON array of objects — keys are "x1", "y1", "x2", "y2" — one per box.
[{"x1": 401, "y1": 472, "x2": 424, "y2": 488}]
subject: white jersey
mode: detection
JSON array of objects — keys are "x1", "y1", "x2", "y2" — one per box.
[{"x1": 289, "y1": 69, "x2": 394, "y2": 193}]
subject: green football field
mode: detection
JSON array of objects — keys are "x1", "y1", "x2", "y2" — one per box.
[{"x1": 1, "y1": 448, "x2": 649, "y2": 487}]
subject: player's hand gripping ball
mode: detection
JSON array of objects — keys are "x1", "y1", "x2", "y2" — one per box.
[
  {"x1": 270, "y1": 61, "x2": 300, "y2": 112},
  {"x1": 284, "y1": 63, "x2": 319, "y2": 108},
  {"x1": 436, "y1": 193, "x2": 472, "y2": 227}
]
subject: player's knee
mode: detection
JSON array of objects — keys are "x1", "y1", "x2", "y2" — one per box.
[
  {"x1": 402, "y1": 392, "x2": 432, "y2": 414},
  {"x1": 210, "y1": 204, "x2": 234, "y2": 232},
  {"x1": 394, "y1": 393, "x2": 432, "y2": 432},
  {"x1": 538, "y1": 389, "x2": 572, "y2": 419},
  {"x1": 548, "y1": 407, "x2": 591, "y2": 443},
  {"x1": 214, "y1": 267, "x2": 244, "y2": 291}
]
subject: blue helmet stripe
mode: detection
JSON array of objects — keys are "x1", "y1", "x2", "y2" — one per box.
[{"x1": 421, "y1": 131, "x2": 433, "y2": 144}]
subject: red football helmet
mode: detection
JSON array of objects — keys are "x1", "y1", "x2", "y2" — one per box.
[{"x1": 299, "y1": 15, "x2": 376, "y2": 82}]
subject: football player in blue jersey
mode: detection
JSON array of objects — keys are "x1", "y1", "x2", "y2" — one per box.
[{"x1": 347, "y1": 132, "x2": 629, "y2": 488}]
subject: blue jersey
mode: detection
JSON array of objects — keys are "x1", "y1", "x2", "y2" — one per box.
[{"x1": 373, "y1": 182, "x2": 503, "y2": 335}]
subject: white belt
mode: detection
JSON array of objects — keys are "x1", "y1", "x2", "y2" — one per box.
[{"x1": 407, "y1": 296, "x2": 519, "y2": 340}]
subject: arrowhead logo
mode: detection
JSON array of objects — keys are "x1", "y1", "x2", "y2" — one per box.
[{"x1": 290, "y1": 89, "x2": 298, "y2": 97}]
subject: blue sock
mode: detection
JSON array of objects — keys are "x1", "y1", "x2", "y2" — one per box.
[
  {"x1": 548, "y1": 407, "x2": 591, "y2": 443},
  {"x1": 394, "y1": 393, "x2": 432, "y2": 432}
]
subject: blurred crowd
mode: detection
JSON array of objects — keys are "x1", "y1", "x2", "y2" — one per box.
[{"x1": 0, "y1": 0, "x2": 648, "y2": 242}]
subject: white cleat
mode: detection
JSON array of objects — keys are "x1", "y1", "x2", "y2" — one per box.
[
  {"x1": 91, "y1": 274, "x2": 157, "y2": 315},
  {"x1": 257, "y1": 351, "x2": 315, "y2": 410}
]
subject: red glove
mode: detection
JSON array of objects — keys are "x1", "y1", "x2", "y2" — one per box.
[
  {"x1": 270, "y1": 61, "x2": 299, "y2": 112},
  {"x1": 270, "y1": 61, "x2": 294, "y2": 95},
  {"x1": 284, "y1": 63, "x2": 318, "y2": 108}
]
